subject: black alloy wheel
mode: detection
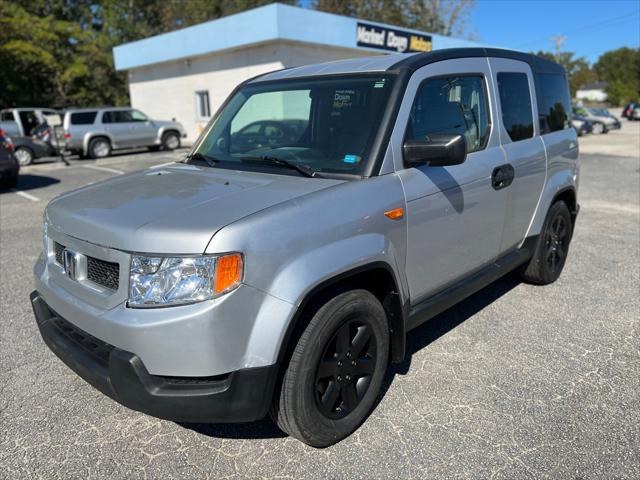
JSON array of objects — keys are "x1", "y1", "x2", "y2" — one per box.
[
  {"x1": 272, "y1": 289, "x2": 389, "y2": 447},
  {"x1": 521, "y1": 200, "x2": 573, "y2": 285},
  {"x1": 545, "y1": 214, "x2": 568, "y2": 275},
  {"x1": 314, "y1": 318, "x2": 377, "y2": 419}
]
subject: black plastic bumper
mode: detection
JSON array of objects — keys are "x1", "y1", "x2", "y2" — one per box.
[{"x1": 30, "y1": 291, "x2": 278, "y2": 423}]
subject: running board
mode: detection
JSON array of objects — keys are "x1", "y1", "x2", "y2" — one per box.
[{"x1": 406, "y1": 237, "x2": 537, "y2": 331}]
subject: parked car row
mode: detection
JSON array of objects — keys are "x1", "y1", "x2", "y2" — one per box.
[
  {"x1": 571, "y1": 106, "x2": 621, "y2": 136},
  {"x1": 0, "y1": 106, "x2": 186, "y2": 165},
  {"x1": 622, "y1": 102, "x2": 640, "y2": 120}
]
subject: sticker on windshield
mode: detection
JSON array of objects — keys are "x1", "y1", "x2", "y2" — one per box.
[
  {"x1": 374, "y1": 80, "x2": 387, "y2": 88},
  {"x1": 343, "y1": 155, "x2": 361, "y2": 164}
]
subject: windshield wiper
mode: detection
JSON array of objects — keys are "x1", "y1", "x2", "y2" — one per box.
[
  {"x1": 243, "y1": 155, "x2": 321, "y2": 178},
  {"x1": 185, "y1": 152, "x2": 219, "y2": 168}
]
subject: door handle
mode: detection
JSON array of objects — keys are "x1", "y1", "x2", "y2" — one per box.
[{"x1": 491, "y1": 164, "x2": 515, "y2": 190}]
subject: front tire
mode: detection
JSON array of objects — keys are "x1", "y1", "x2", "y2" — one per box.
[
  {"x1": 272, "y1": 289, "x2": 389, "y2": 447},
  {"x1": 521, "y1": 200, "x2": 573, "y2": 285},
  {"x1": 161, "y1": 131, "x2": 180, "y2": 150}
]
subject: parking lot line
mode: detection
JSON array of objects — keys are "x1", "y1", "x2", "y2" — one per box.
[
  {"x1": 82, "y1": 165, "x2": 125, "y2": 175},
  {"x1": 10, "y1": 189, "x2": 40, "y2": 202}
]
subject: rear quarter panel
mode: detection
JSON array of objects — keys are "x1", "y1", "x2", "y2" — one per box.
[{"x1": 526, "y1": 128, "x2": 579, "y2": 237}]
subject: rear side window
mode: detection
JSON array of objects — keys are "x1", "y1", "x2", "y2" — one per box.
[
  {"x1": 497, "y1": 72, "x2": 534, "y2": 141},
  {"x1": 408, "y1": 75, "x2": 490, "y2": 153},
  {"x1": 536, "y1": 74, "x2": 571, "y2": 133},
  {"x1": 70, "y1": 112, "x2": 97, "y2": 125}
]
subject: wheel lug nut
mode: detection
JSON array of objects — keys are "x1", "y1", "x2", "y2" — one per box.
[
  {"x1": 346, "y1": 352, "x2": 351, "y2": 358},
  {"x1": 345, "y1": 375, "x2": 351, "y2": 381},
  {"x1": 337, "y1": 360, "x2": 342, "y2": 367},
  {"x1": 333, "y1": 352, "x2": 339, "y2": 358},
  {"x1": 337, "y1": 375, "x2": 342, "y2": 381},
  {"x1": 351, "y1": 360, "x2": 356, "y2": 366}
]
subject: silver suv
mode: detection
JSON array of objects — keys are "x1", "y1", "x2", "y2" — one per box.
[
  {"x1": 62, "y1": 107, "x2": 186, "y2": 158},
  {"x1": 31, "y1": 48, "x2": 579, "y2": 447}
]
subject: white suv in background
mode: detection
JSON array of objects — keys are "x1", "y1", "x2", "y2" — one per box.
[{"x1": 62, "y1": 107, "x2": 186, "y2": 158}]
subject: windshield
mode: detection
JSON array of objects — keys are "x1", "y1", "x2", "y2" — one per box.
[{"x1": 192, "y1": 75, "x2": 396, "y2": 177}]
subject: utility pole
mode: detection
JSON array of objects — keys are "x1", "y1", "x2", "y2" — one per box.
[{"x1": 550, "y1": 35, "x2": 568, "y2": 62}]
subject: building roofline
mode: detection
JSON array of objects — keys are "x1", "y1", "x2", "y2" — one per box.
[{"x1": 113, "y1": 3, "x2": 481, "y2": 71}]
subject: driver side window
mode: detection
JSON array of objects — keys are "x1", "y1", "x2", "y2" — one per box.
[{"x1": 408, "y1": 76, "x2": 490, "y2": 154}]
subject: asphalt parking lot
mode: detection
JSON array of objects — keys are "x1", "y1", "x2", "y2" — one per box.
[{"x1": 1, "y1": 128, "x2": 639, "y2": 478}]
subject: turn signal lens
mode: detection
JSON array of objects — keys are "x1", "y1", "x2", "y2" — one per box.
[
  {"x1": 384, "y1": 207, "x2": 404, "y2": 220},
  {"x1": 215, "y1": 253, "x2": 243, "y2": 294}
]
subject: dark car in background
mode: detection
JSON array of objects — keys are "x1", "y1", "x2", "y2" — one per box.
[
  {"x1": 590, "y1": 108, "x2": 621, "y2": 129},
  {"x1": 0, "y1": 128, "x2": 20, "y2": 189},
  {"x1": 572, "y1": 116, "x2": 593, "y2": 136},
  {"x1": 622, "y1": 102, "x2": 640, "y2": 120}
]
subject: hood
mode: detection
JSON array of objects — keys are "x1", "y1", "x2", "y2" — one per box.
[{"x1": 46, "y1": 163, "x2": 343, "y2": 253}]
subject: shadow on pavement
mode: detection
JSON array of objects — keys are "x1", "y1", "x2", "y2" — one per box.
[
  {"x1": 178, "y1": 271, "x2": 522, "y2": 442},
  {"x1": 0, "y1": 174, "x2": 60, "y2": 192},
  {"x1": 178, "y1": 418, "x2": 287, "y2": 440}
]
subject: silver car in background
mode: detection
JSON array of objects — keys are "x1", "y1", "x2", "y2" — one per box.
[{"x1": 63, "y1": 107, "x2": 186, "y2": 158}]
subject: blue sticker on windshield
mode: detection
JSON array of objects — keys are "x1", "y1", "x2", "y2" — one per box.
[{"x1": 343, "y1": 154, "x2": 360, "y2": 164}]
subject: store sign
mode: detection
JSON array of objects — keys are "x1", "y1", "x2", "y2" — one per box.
[{"x1": 356, "y1": 22, "x2": 432, "y2": 53}]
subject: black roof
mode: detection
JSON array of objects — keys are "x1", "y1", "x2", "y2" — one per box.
[{"x1": 389, "y1": 48, "x2": 566, "y2": 76}]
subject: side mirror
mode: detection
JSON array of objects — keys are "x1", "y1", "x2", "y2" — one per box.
[{"x1": 403, "y1": 134, "x2": 466, "y2": 167}]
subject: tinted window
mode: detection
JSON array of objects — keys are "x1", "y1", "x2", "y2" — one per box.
[
  {"x1": 70, "y1": 112, "x2": 97, "y2": 125},
  {"x1": 537, "y1": 74, "x2": 571, "y2": 133},
  {"x1": 408, "y1": 76, "x2": 490, "y2": 153},
  {"x1": 0, "y1": 111, "x2": 15, "y2": 122},
  {"x1": 497, "y1": 73, "x2": 534, "y2": 141},
  {"x1": 102, "y1": 110, "x2": 133, "y2": 123}
]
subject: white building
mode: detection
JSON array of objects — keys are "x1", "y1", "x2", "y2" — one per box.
[
  {"x1": 113, "y1": 3, "x2": 483, "y2": 143},
  {"x1": 576, "y1": 81, "x2": 608, "y2": 103}
]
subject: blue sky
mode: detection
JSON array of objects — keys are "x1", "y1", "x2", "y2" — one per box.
[{"x1": 472, "y1": 0, "x2": 640, "y2": 63}]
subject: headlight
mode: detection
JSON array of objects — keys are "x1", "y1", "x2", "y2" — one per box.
[{"x1": 128, "y1": 253, "x2": 243, "y2": 308}]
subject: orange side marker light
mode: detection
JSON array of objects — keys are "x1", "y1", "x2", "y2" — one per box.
[
  {"x1": 214, "y1": 253, "x2": 243, "y2": 294},
  {"x1": 384, "y1": 207, "x2": 404, "y2": 220}
]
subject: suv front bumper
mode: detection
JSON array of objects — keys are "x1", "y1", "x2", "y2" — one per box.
[{"x1": 31, "y1": 291, "x2": 278, "y2": 423}]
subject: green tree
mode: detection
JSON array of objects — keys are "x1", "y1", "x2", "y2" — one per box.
[
  {"x1": 0, "y1": 0, "x2": 295, "y2": 108},
  {"x1": 594, "y1": 47, "x2": 640, "y2": 105},
  {"x1": 312, "y1": 0, "x2": 476, "y2": 37}
]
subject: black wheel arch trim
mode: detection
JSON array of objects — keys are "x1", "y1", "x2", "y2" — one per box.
[
  {"x1": 552, "y1": 186, "x2": 579, "y2": 233},
  {"x1": 276, "y1": 261, "x2": 407, "y2": 367}
]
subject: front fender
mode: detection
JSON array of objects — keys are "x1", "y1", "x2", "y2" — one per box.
[{"x1": 267, "y1": 233, "x2": 405, "y2": 307}]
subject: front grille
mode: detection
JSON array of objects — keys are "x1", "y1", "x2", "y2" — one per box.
[
  {"x1": 87, "y1": 256, "x2": 119, "y2": 291},
  {"x1": 51, "y1": 315, "x2": 114, "y2": 365},
  {"x1": 54, "y1": 242, "x2": 64, "y2": 265}
]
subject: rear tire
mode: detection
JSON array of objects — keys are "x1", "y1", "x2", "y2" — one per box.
[
  {"x1": 161, "y1": 131, "x2": 180, "y2": 150},
  {"x1": 88, "y1": 137, "x2": 111, "y2": 159},
  {"x1": 521, "y1": 200, "x2": 573, "y2": 285},
  {"x1": 271, "y1": 289, "x2": 389, "y2": 448},
  {"x1": 15, "y1": 147, "x2": 34, "y2": 166}
]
